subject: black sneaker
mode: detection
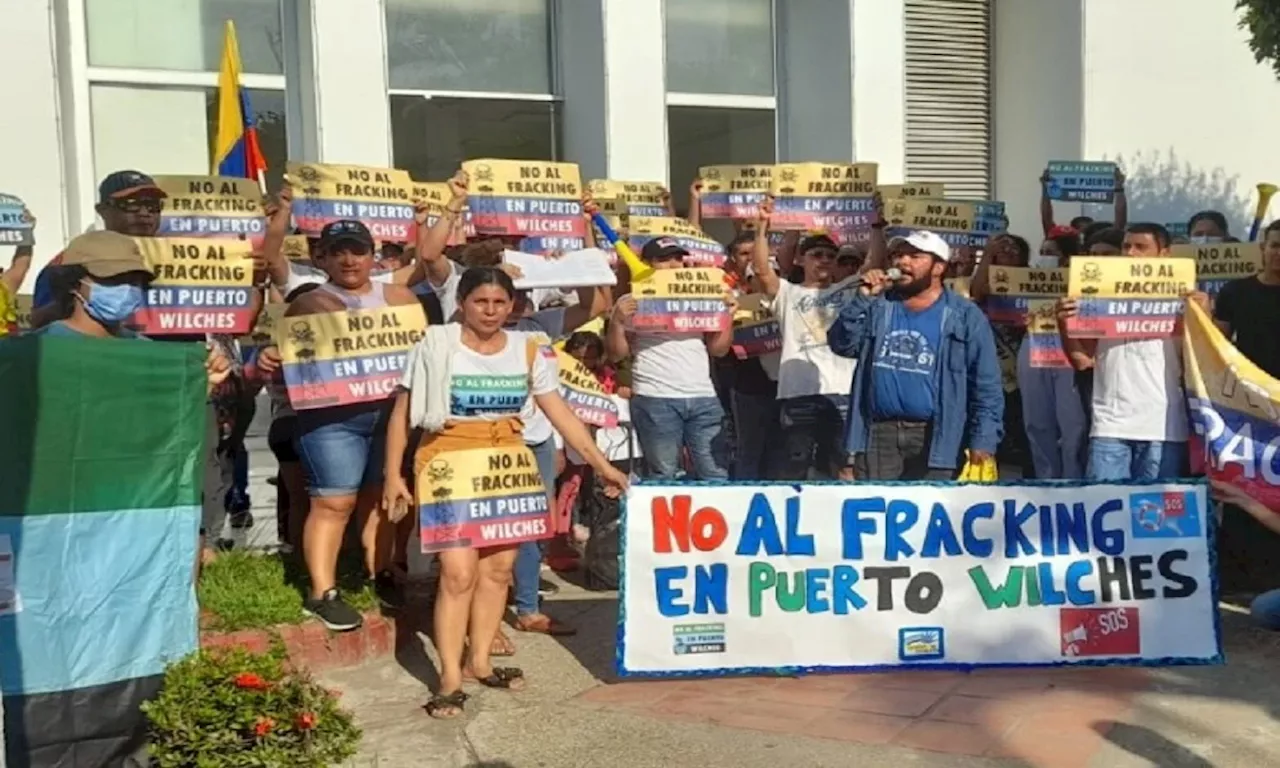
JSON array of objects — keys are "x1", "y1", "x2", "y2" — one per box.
[
  {"x1": 374, "y1": 570, "x2": 405, "y2": 610},
  {"x1": 229, "y1": 509, "x2": 254, "y2": 530},
  {"x1": 303, "y1": 589, "x2": 363, "y2": 632},
  {"x1": 538, "y1": 578, "x2": 560, "y2": 598}
]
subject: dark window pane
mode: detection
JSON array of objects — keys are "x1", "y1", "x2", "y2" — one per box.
[
  {"x1": 390, "y1": 96, "x2": 558, "y2": 180},
  {"x1": 668, "y1": 106, "x2": 775, "y2": 240}
]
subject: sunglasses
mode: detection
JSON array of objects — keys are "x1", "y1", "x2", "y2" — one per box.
[{"x1": 113, "y1": 198, "x2": 162, "y2": 214}]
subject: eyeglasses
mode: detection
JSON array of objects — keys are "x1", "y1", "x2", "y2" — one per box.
[{"x1": 113, "y1": 198, "x2": 162, "y2": 214}]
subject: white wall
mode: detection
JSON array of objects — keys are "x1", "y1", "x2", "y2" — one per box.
[
  {"x1": 1, "y1": 1, "x2": 67, "y2": 290},
  {"x1": 1083, "y1": 0, "x2": 1280, "y2": 236},
  {"x1": 993, "y1": 0, "x2": 1084, "y2": 241},
  {"x1": 852, "y1": 0, "x2": 905, "y2": 182}
]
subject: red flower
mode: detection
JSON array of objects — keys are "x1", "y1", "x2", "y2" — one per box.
[
  {"x1": 234, "y1": 673, "x2": 268, "y2": 690},
  {"x1": 296, "y1": 712, "x2": 317, "y2": 730},
  {"x1": 253, "y1": 717, "x2": 274, "y2": 737}
]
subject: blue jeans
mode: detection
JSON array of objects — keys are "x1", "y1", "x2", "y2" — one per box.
[
  {"x1": 631, "y1": 395, "x2": 730, "y2": 480},
  {"x1": 514, "y1": 437, "x2": 558, "y2": 616},
  {"x1": 732, "y1": 390, "x2": 778, "y2": 480},
  {"x1": 1251, "y1": 589, "x2": 1280, "y2": 630},
  {"x1": 768, "y1": 394, "x2": 849, "y2": 480},
  {"x1": 1086, "y1": 438, "x2": 1188, "y2": 481},
  {"x1": 295, "y1": 403, "x2": 388, "y2": 497}
]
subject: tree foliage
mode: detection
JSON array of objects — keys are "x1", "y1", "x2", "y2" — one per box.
[{"x1": 1237, "y1": 0, "x2": 1280, "y2": 78}]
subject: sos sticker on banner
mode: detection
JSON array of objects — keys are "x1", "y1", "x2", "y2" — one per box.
[
  {"x1": 557, "y1": 348, "x2": 620, "y2": 428},
  {"x1": 131, "y1": 238, "x2": 257, "y2": 335},
  {"x1": 632, "y1": 268, "x2": 729, "y2": 334},
  {"x1": 417, "y1": 445, "x2": 551, "y2": 553},
  {"x1": 287, "y1": 162, "x2": 415, "y2": 241},
  {"x1": 154, "y1": 175, "x2": 265, "y2": 243},
  {"x1": 278, "y1": 305, "x2": 427, "y2": 410},
  {"x1": 1066, "y1": 256, "x2": 1195, "y2": 339},
  {"x1": 628, "y1": 216, "x2": 725, "y2": 268},
  {"x1": 462, "y1": 159, "x2": 586, "y2": 254},
  {"x1": 1169, "y1": 242, "x2": 1261, "y2": 297},
  {"x1": 699, "y1": 165, "x2": 773, "y2": 219},
  {"x1": 618, "y1": 482, "x2": 1220, "y2": 676},
  {"x1": 985, "y1": 267, "x2": 1067, "y2": 326},
  {"x1": 768, "y1": 163, "x2": 878, "y2": 236}
]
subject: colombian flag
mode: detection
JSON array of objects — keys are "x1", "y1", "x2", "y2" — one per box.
[{"x1": 212, "y1": 21, "x2": 267, "y2": 183}]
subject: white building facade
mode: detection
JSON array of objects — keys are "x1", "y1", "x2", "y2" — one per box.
[{"x1": 4, "y1": 0, "x2": 1279, "y2": 284}]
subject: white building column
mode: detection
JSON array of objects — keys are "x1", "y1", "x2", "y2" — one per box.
[
  {"x1": 557, "y1": 0, "x2": 668, "y2": 184},
  {"x1": 284, "y1": 0, "x2": 392, "y2": 166},
  {"x1": 852, "y1": 0, "x2": 906, "y2": 181},
  {"x1": 993, "y1": 0, "x2": 1084, "y2": 237},
  {"x1": 777, "y1": 0, "x2": 856, "y2": 163},
  {"x1": 2, "y1": 0, "x2": 70, "y2": 281}
]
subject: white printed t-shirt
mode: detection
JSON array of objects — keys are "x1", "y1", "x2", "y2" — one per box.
[
  {"x1": 621, "y1": 294, "x2": 717, "y2": 398},
  {"x1": 442, "y1": 331, "x2": 559, "y2": 422},
  {"x1": 771, "y1": 279, "x2": 857, "y2": 399},
  {"x1": 1090, "y1": 337, "x2": 1189, "y2": 442}
]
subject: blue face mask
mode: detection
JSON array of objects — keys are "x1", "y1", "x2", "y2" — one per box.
[{"x1": 81, "y1": 281, "x2": 145, "y2": 325}]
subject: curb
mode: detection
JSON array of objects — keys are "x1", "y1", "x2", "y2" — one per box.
[{"x1": 200, "y1": 611, "x2": 400, "y2": 672}]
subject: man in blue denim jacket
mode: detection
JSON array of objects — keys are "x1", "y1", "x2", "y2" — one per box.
[{"x1": 829, "y1": 230, "x2": 1003, "y2": 479}]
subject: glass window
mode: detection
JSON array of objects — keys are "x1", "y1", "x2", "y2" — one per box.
[
  {"x1": 85, "y1": 0, "x2": 284, "y2": 74},
  {"x1": 665, "y1": 0, "x2": 774, "y2": 96},
  {"x1": 385, "y1": 0, "x2": 552, "y2": 93},
  {"x1": 668, "y1": 106, "x2": 776, "y2": 236},
  {"x1": 91, "y1": 85, "x2": 287, "y2": 189},
  {"x1": 390, "y1": 96, "x2": 558, "y2": 181}
]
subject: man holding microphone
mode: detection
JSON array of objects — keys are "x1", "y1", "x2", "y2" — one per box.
[{"x1": 829, "y1": 231, "x2": 1003, "y2": 480}]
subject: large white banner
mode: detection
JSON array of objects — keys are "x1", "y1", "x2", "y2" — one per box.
[{"x1": 619, "y1": 482, "x2": 1221, "y2": 676}]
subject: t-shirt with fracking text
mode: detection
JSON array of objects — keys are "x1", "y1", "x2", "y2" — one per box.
[
  {"x1": 442, "y1": 330, "x2": 559, "y2": 422},
  {"x1": 869, "y1": 296, "x2": 945, "y2": 421}
]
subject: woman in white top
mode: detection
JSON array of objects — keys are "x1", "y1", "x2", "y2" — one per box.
[{"x1": 383, "y1": 267, "x2": 627, "y2": 719}]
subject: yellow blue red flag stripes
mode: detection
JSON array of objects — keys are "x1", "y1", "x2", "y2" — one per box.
[
  {"x1": 0, "y1": 336, "x2": 205, "y2": 767},
  {"x1": 213, "y1": 21, "x2": 267, "y2": 183}
]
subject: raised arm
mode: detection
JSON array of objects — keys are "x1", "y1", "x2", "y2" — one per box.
[
  {"x1": 704, "y1": 295, "x2": 737, "y2": 358},
  {"x1": 408, "y1": 170, "x2": 467, "y2": 288},
  {"x1": 1114, "y1": 168, "x2": 1128, "y2": 230},
  {"x1": 1055, "y1": 297, "x2": 1098, "y2": 371},
  {"x1": 829, "y1": 273, "x2": 889, "y2": 358},
  {"x1": 605, "y1": 296, "x2": 635, "y2": 362},
  {"x1": 751, "y1": 198, "x2": 780, "y2": 298},
  {"x1": 687, "y1": 178, "x2": 702, "y2": 229},
  {"x1": 863, "y1": 192, "x2": 889, "y2": 272},
  {"x1": 1039, "y1": 169, "x2": 1055, "y2": 237},
  {"x1": 261, "y1": 184, "x2": 294, "y2": 289}
]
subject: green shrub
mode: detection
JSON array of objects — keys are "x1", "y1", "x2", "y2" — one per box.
[
  {"x1": 143, "y1": 644, "x2": 361, "y2": 767},
  {"x1": 198, "y1": 551, "x2": 378, "y2": 632}
]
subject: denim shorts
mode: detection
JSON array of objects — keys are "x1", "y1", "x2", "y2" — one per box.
[{"x1": 295, "y1": 403, "x2": 389, "y2": 497}]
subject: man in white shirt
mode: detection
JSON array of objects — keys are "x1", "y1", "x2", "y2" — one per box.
[
  {"x1": 749, "y1": 203, "x2": 857, "y2": 479},
  {"x1": 606, "y1": 237, "x2": 735, "y2": 479},
  {"x1": 1056, "y1": 223, "x2": 1204, "y2": 480}
]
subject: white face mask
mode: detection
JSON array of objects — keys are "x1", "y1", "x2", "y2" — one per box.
[
  {"x1": 1030, "y1": 254, "x2": 1059, "y2": 268},
  {"x1": 1190, "y1": 235, "x2": 1223, "y2": 244}
]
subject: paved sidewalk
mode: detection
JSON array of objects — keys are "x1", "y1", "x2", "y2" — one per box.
[{"x1": 320, "y1": 577, "x2": 1280, "y2": 768}]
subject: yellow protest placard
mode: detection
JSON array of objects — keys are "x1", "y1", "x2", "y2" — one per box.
[
  {"x1": 587, "y1": 180, "x2": 668, "y2": 217},
  {"x1": 985, "y1": 266, "x2": 1067, "y2": 325},
  {"x1": 1026, "y1": 299, "x2": 1070, "y2": 368},
  {"x1": 632, "y1": 267, "x2": 729, "y2": 334},
  {"x1": 278, "y1": 304, "x2": 428, "y2": 410},
  {"x1": 699, "y1": 164, "x2": 773, "y2": 219},
  {"x1": 768, "y1": 163, "x2": 878, "y2": 236},
  {"x1": 287, "y1": 162, "x2": 416, "y2": 241},
  {"x1": 1066, "y1": 256, "x2": 1195, "y2": 339},
  {"x1": 462, "y1": 159, "x2": 586, "y2": 253},
  {"x1": 416, "y1": 444, "x2": 550, "y2": 553},
  {"x1": 556, "y1": 348, "x2": 620, "y2": 427},
  {"x1": 879, "y1": 183, "x2": 946, "y2": 199},
  {"x1": 885, "y1": 198, "x2": 977, "y2": 246},
  {"x1": 132, "y1": 237, "x2": 257, "y2": 335},
  {"x1": 628, "y1": 216, "x2": 725, "y2": 268},
  {"x1": 154, "y1": 175, "x2": 265, "y2": 242},
  {"x1": 731, "y1": 293, "x2": 781, "y2": 359},
  {"x1": 1169, "y1": 242, "x2": 1261, "y2": 297}
]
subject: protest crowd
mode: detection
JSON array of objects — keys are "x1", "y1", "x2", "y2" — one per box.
[{"x1": 4, "y1": 44, "x2": 1280, "y2": 765}]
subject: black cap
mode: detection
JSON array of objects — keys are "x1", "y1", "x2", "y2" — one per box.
[
  {"x1": 640, "y1": 236, "x2": 689, "y2": 262},
  {"x1": 98, "y1": 170, "x2": 165, "y2": 203},
  {"x1": 318, "y1": 220, "x2": 375, "y2": 250},
  {"x1": 799, "y1": 233, "x2": 838, "y2": 254}
]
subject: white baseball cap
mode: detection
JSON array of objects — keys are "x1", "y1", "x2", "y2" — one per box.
[{"x1": 888, "y1": 230, "x2": 952, "y2": 262}]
